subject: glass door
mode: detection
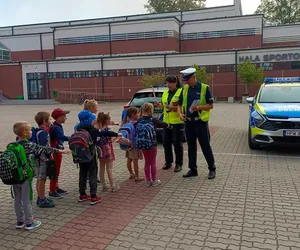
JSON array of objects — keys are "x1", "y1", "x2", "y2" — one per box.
[{"x1": 27, "y1": 73, "x2": 47, "y2": 99}]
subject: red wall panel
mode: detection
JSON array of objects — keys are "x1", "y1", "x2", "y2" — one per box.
[
  {"x1": 11, "y1": 50, "x2": 42, "y2": 61},
  {"x1": 181, "y1": 35, "x2": 262, "y2": 52},
  {"x1": 264, "y1": 42, "x2": 299, "y2": 48},
  {"x1": 43, "y1": 49, "x2": 55, "y2": 59},
  {"x1": 111, "y1": 38, "x2": 179, "y2": 54},
  {"x1": 0, "y1": 65, "x2": 23, "y2": 98},
  {"x1": 55, "y1": 43, "x2": 110, "y2": 57}
]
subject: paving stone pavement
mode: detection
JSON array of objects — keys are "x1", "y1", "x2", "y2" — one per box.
[{"x1": 0, "y1": 103, "x2": 300, "y2": 250}]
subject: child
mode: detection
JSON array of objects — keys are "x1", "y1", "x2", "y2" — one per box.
[
  {"x1": 76, "y1": 110, "x2": 122, "y2": 204},
  {"x1": 34, "y1": 112, "x2": 55, "y2": 208},
  {"x1": 136, "y1": 103, "x2": 171, "y2": 187},
  {"x1": 12, "y1": 121, "x2": 70, "y2": 230},
  {"x1": 95, "y1": 112, "x2": 120, "y2": 192},
  {"x1": 123, "y1": 107, "x2": 143, "y2": 181},
  {"x1": 49, "y1": 108, "x2": 70, "y2": 198}
]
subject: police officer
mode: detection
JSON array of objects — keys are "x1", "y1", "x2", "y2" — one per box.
[
  {"x1": 154, "y1": 75, "x2": 184, "y2": 172},
  {"x1": 177, "y1": 68, "x2": 216, "y2": 179}
]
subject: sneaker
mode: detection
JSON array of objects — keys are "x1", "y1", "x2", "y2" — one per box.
[
  {"x1": 25, "y1": 220, "x2": 42, "y2": 230},
  {"x1": 38, "y1": 199, "x2": 55, "y2": 208},
  {"x1": 78, "y1": 195, "x2": 91, "y2": 202},
  {"x1": 90, "y1": 196, "x2": 102, "y2": 205},
  {"x1": 102, "y1": 186, "x2": 109, "y2": 192},
  {"x1": 56, "y1": 188, "x2": 67, "y2": 194},
  {"x1": 152, "y1": 180, "x2": 161, "y2": 187},
  {"x1": 49, "y1": 191, "x2": 63, "y2": 199},
  {"x1": 208, "y1": 169, "x2": 216, "y2": 180},
  {"x1": 144, "y1": 181, "x2": 152, "y2": 187},
  {"x1": 16, "y1": 221, "x2": 25, "y2": 229},
  {"x1": 36, "y1": 197, "x2": 40, "y2": 206},
  {"x1": 111, "y1": 185, "x2": 120, "y2": 192}
]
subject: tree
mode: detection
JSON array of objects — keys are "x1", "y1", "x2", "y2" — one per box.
[
  {"x1": 144, "y1": 0, "x2": 205, "y2": 13},
  {"x1": 139, "y1": 72, "x2": 166, "y2": 88},
  {"x1": 238, "y1": 61, "x2": 265, "y2": 95},
  {"x1": 192, "y1": 64, "x2": 212, "y2": 84},
  {"x1": 255, "y1": 0, "x2": 300, "y2": 25}
]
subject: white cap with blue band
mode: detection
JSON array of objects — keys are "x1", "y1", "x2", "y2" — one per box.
[{"x1": 180, "y1": 68, "x2": 196, "y2": 81}]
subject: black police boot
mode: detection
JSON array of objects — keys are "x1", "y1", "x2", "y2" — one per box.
[
  {"x1": 174, "y1": 165, "x2": 182, "y2": 173},
  {"x1": 208, "y1": 169, "x2": 216, "y2": 180},
  {"x1": 183, "y1": 169, "x2": 198, "y2": 178},
  {"x1": 162, "y1": 163, "x2": 172, "y2": 170}
]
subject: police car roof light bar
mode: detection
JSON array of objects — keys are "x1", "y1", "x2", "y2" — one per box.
[
  {"x1": 152, "y1": 84, "x2": 167, "y2": 88},
  {"x1": 264, "y1": 77, "x2": 300, "y2": 84}
]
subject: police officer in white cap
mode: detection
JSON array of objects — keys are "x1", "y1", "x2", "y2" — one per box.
[{"x1": 177, "y1": 67, "x2": 216, "y2": 179}]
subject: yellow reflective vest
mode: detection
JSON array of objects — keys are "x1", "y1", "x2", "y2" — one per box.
[
  {"x1": 182, "y1": 83, "x2": 211, "y2": 122},
  {"x1": 161, "y1": 88, "x2": 184, "y2": 124}
]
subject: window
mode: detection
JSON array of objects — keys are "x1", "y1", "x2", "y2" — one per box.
[
  {"x1": 72, "y1": 71, "x2": 81, "y2": 78},
  {"x1": 108, "y1": 70, "x2": 115, "y2": 77},
  {"x1": 260, "y1": 63, "x2": 273, "y2": 71},
  {"x1": 292, "y1": 61, "x2": 300, "y2": 69},
  {"x1": 93, "y1": 71, "x2": 100, "y2": 77},
  {"x1": 82, "y1": 71, "x2": 92, "y2": 78},
  {"x1": 27, "y1": 73, "x2": 43, "y2": 79},
  {"x1": 259, "y1": 85, "x2": 300, "y2": 103},
  {"x1": 136, "y1": 68, "x2": 144, "y2": 76},
  {"x1": 60, "y1": 72, "x2": 70, "y2": 78},
  {"x1": 103, "y1": 71, "x2": 107, "y2": 77},
  {"x1": 127, "y1": 69, "x2": 134, "y2": 76},
  {"x1": 47, "y1": 72, "x2": 57, "y2": 79}
]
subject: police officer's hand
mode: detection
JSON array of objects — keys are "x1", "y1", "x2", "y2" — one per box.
[
  {"x1": 154, "y1": 101, "x2": 160, "y2": 107},
  {"x1": 179, "y1": 114, "x2": 186, "y2": 121},
  {"x1": 191, "y1": 105, "x2": 200, "y2": 111}
]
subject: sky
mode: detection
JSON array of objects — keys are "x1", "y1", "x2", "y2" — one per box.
[{"x1": 0, "y1": 0, "x2": 261, "y2": 27}]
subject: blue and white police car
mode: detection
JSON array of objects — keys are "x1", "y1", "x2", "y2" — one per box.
[{"x1": 247, "y1": 77, "x2": 300, "y2": 149}]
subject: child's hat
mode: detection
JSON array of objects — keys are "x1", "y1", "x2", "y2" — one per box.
[
  {"x1": 52, "y1": 108, "x2": 70, "y2": 119},
  {"x1": 78, "y1": 110, "x2": 96, "y2": 127}
]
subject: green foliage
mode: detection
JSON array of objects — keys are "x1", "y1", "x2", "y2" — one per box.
[
  {"x1": 139, "y1": 72, "x2": 166, "y2": 88},
  {"x1": 192, "y1": 64, "x2": 212, "y2": 84},
  {"x1": 238, "y1": 61, "x2": 265, "y2": 94},
  {"x1": 144, "y1": 0, "x2": 205, "y2": 13},
  {"x1": 255, "y1": 0, "x2": 300, "y2": 25}
]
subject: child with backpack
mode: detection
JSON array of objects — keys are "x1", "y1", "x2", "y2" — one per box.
[
  {"x1": 95, "y1": 112, "x2": 120, "y2": 192},
  {"x1": 49, "y1": 108, "x2": 70, "y2": 199},
  {"x1": 0, "y1": 121, "x2": 70, "y2": 230},
  {"x1": 70, "y1": 110, "x2": 122, "y2": 204},
  {"x1": 135, "y1": 103, "x2": 172, "y2": 187},
  {"x1": 120, "y1": 107, "x2": 143, "y2": 181},
  {"x1": 34, "y1": 112, "x2": 56, "y2": 208}
]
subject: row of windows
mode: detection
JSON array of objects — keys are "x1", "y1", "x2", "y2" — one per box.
[
  {"x1": 181, "y1": 28, "x2": 259, "y2": 40},
  {"x1": 55, "y1": 27, "x2": 259, "y2": 46},
  {"x1": 56, "y1": 30, "x2": 176, "y2": 45},
  {"x1": 26, "y1": 62, "x2": 300, "y2": 80}
]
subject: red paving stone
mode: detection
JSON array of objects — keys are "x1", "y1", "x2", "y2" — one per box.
[{"x1": 34, "y1": 126, "x2": 219, "y2": 250}]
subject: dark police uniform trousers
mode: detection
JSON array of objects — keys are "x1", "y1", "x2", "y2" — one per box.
[{"x1": 178, "y1": 82, "x2": 216, "y2": 172}]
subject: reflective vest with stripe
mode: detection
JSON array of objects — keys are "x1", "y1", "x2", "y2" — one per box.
[
  {"x1": 161, "y1": 88, "x2": 184, "y2": 124},
  {"x1": 182, "y1": 83, "x2": 210, "y2": 122}
]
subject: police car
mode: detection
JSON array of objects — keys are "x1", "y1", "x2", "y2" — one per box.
[
  {"x1": 122, "y1": 85, "x2": 167, "y2": 142},
  {"x1": 247, "y1": 77, "x2": 300, "y2": 149}
]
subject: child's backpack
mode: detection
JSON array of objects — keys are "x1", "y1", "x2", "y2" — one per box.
[
  {"x1": 118, "y1": 122, "x2": 135, "y2": 151},
  {"x1": 0, "y1": 142, "x2": 33, "y2": 185},
  {"x1": 68, "y1": 129, "x2": 95, "y2": 164},
  {"x1": 135, "y1": 118, "x2": 156, "y2": 150}
]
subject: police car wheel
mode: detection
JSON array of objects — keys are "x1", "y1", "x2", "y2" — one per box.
[{"x1": 248, "y1": 125, "x2": 261, "y2": 150}]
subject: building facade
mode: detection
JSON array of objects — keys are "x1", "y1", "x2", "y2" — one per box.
[{"x1": 0, "y1": 0, "x2": 300, "y2": 101}]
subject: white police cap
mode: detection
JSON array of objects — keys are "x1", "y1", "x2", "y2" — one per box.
[{"x1": 180, "y1": 67, "x2": 196, "y2": 81}]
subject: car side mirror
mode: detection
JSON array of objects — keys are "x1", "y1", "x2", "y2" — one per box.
[{"x1": 246, "y1": 97, "x2": 254, "y2": 104}]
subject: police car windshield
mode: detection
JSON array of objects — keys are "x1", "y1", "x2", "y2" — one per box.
[
  {"x1": 130, "y1": 92, "x2": 163, "y2": 106},
  {"x1": 259, "y1": 85, "x2": 300, "y2": 103}
]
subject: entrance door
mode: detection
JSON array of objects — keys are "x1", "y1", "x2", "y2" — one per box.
[{"x1": 27, "y1": 73, "x2": 47, "y2": 99}]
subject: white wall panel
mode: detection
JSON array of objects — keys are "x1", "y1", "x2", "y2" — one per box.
[
  {"x1": 48, "y1": 60, "x2": 101, "y2": 72},
  {"x1": 13, "y1": 22, "x2": 68, "y2": 35},
  {"x1": 103, "y1": 56, "x2": 164, "y2": 70},
  {"x1": 238, "y1": 47, "x2": 300, "y2": 63},
  {"x1": 128, "y1": 12, "x2": 181, "y2": 21},
  {"x1": 0, "y1": 27, "x2": 12, "y2": 36},
  {"x1": 71, "y1": 17, "x2": 125, "y2": 25},
  {"x1": 55, "y1": 25, "x2": 109, "y2": 39},
  {"x1": 166, "y1": 52, "x2": 235, "y2": 67},
  {"x1": 182, "y1": 15, "x2": 262, "y2": 33},
  {"x1": 111, "y1": 19, "x2": 179, "y2": 34},
  {"x1": 0, "y1": 35, "x2": 40, "y2": 51},
  {"x1": 263, "y1": 25, "x2": 300, "y2": 43},
  {"x1": 41, "y1": 33, "x2": 53, "y2": 49},
  {"x1": 182, "y1": 6, "x2": 237, "y2": 21}
]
